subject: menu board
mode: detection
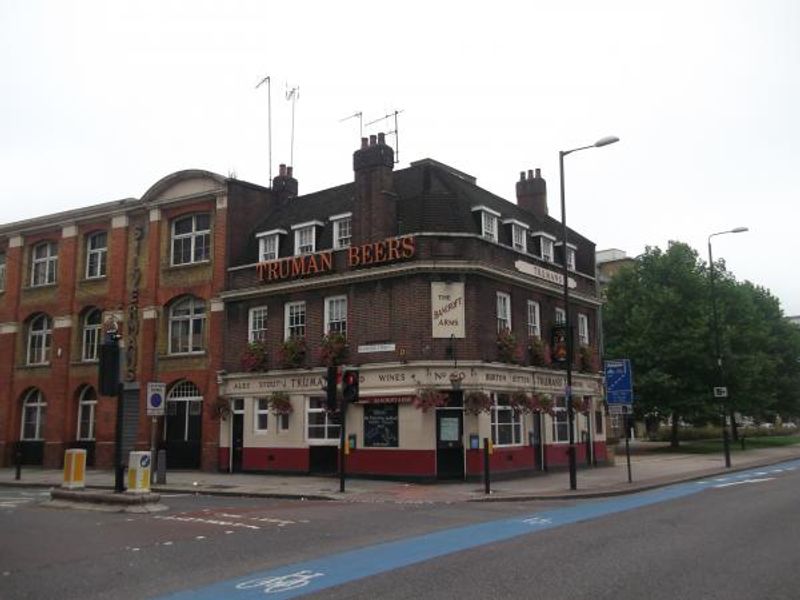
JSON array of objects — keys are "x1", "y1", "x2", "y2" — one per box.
[{"x1": 363, "y1": 405, "x2": 399, "y2": 448}]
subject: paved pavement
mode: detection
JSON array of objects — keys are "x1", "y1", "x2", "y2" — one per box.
[{"x1": 3, "y1": 442, "x2": 800, "y2": 504}]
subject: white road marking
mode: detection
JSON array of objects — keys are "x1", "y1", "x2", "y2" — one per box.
[
  {"x1": 523, "y1": 517, "x2": 553, "y2": 526},
  {"x1": 714, "y1": 477, "x2": 774, "y2": 488}
]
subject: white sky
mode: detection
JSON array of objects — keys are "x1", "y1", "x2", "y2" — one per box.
[{"x1": 1, "y1": 1, "x2": 798, "y2": 314}]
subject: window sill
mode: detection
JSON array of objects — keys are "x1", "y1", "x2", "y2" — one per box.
[
  {"x1": 81, "y1": 276, "x2": 108, "y2": 283},
  {"x1": 25, "y1": 283, "x2": 58, "y2": 290},
  {"x1": 166, "y1": 260, "x2": 212, "y2": 270},
  {"x1": 160, "y1": 351, "x2": 208, "y2": 360},
  {"x1": 19, "y1": 363, "x2": 51, "y2": 370}
]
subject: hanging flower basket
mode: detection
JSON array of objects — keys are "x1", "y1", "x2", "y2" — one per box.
[
  {"x1": 464, "y1": 391, "x2": 493, "y2": 415},
  {"x1": 527, "y1": 336, "x2": 551, "y2": 368},
  {"x1": 241, "y1": 340, "x2": 269, "y2": 372},
  {"x1": 320, "y1": 332, "x2": 348, "y2": 367},
  {"x1": 535, "y1": 393, "x2": 555, "y2": 416},
  {"x1": 571, "y1": 396, "x2": 591, "y2": 414},
  {"x1": 414, "y1": 388, "x2": 447, "y2": 412},
  {"x1": 579, "y1": 345, "x2": 597, "y2": 373},
  {"x1": 280, "y1": 337, "x2": 307, "y2": 369},
  {"x1": 509, "y1": 391, "x2": 535, "y2": 414},
  {"x1": 496, "y1": 328, "x2": 518, "y2": 363},
  {"x1": 269, "y1": 391, "x2": 294, "y2": 416},
  {"x1": 213, "y1": 397, "x2": 231, "y2": 421}
]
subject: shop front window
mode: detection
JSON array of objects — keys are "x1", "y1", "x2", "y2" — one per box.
[{"x1": 307, "y1": 397, "x2": 340, "y2": 440}]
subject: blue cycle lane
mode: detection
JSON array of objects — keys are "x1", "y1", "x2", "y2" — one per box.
[{"x1": 159, "y1": 460, "x2": 799, "y2": 599}]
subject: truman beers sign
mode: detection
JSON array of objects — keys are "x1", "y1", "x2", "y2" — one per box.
[{"x1": 256, "y1": 235, "x2": 416, "y2": 283}]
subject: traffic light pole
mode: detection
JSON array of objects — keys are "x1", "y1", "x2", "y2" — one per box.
[{"x1": 339, "y1": 400, "x2": 347, "y2": 493}]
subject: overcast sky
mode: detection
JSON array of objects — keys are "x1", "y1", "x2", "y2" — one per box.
[{"x1": 1, "y1": 1, "x2": 798, "y2": 314}]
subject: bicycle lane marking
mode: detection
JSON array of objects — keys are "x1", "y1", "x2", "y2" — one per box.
[{"x1": 158, "y1": 458, "x2": 800, "y2": 600}]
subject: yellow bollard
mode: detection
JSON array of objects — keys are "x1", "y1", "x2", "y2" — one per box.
[{"x1": 62, "y1": 449, "x2": 87, "y2": 489}]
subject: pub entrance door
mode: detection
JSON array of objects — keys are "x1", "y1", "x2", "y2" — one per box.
[
  {"x1": 436, "y1": 392, "x2": 464, "y2": 480},
  {"x1": 164, "y1": 381, "x2": 203, "y2": 469}
]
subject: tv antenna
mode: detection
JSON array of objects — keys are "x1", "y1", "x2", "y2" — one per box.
[
  {"x1": 255, "y1": 75, "x2": 272, "y2": 186},
  {"x1": 286, "y1": 84, "x2": 300, "y2": 168},
  {"x1": 365, "y1": 109, "x2": 403, "y2": 163},
  {"x1": 339, "y1": 111, "x2": 363, "y2": 139}
]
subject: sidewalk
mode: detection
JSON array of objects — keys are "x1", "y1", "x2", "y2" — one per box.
[{"x1": 3, "y1": 443, "x2": 800, "y2": 504}]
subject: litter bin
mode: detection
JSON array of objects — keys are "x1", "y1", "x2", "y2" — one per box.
[
  {"x1": 62, "y1": 449, "x2": 87, "y2": 489},
  {"x1": 127, "y1": 451, "x2": 152, "y2": 493}
]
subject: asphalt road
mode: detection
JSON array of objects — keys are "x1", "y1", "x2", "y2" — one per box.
[{"x1": 2, "y1": 462, "x2": 799, "y2": 600}]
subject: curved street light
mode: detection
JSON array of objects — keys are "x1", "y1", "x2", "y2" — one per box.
[
  {"x1": 708, "y1": 226, "x2": 749, "y2": 468},
  {"x1": 559, "y1": 135, "x2": 620, "y2": 491}
]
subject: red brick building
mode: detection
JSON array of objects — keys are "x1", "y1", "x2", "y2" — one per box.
[
  {"x1": 218, "y1": 135, "x2": 607, "y2": 480},
  {"x1": 0, "y1": 170, "x2": 273, "y2": 470}
]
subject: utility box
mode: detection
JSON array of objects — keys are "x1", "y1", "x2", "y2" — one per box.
[
  {"x1": 127, "y1": 451, "x2": 152, "y2": 493},
  {"x1": 62, "y1": 449, "x2": 87, "y2": 489}
]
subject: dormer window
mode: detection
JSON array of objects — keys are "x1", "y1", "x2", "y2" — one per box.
[
  {"x1": 291, "y1": 221, "x2": 324, "y2": 256},
  {"x1": 503, "y1": 219, "x2": 529, "y2": 252},
  {"x1": 471, "y1": 206, "x2": 501, "y2": 242},
  {"x1": 532, "y1": 232, "x2": 556, "y2": 263},
  {"x1": 330, "y1": 213, "x2": 352, "y2": 249},
  {"x1": 256, "y1": 229, "x2": 286, "y2": 262},
  {"x1": 556, "y1": 242, "x2": 578, "y2": 271}
]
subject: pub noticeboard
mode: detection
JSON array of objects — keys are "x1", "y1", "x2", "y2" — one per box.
[{"x1": 363, "y1": 405, "x2": 399, "y2": 448}]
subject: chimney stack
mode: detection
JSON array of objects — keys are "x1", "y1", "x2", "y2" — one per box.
[
  {"x1": 352, "y1": 132, "x2": 396, "y2": 244},
  {"x1": 272, "y1": 162, "x2": 298, "y2": 200},
  {"x1": 516, "y1": 168, "x2": 547, "y2": 219}
]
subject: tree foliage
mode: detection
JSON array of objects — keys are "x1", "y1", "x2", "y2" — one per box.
[{"x1": 603, "y1": 241, "x2": 800, "y2": 446}]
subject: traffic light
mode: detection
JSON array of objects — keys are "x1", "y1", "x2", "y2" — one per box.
[
  {"x1": 325, "y1": 366, "x2": 341, "y2": 412},
  {"x1": 342, "y1": 368, "x2": 359, "y2": 404},
  {"x1": 98, "y1": 338, "x2": 120, "y2": 396}
]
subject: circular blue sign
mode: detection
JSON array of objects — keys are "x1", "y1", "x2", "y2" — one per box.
[
  {"x1": 140, "y1": 455, "x2": 151, "y2": 468},
  {"x1": 150, "y1": 393, "x2": 162, "y2": 408}
]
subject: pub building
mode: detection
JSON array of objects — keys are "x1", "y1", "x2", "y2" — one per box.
[{"x1": 218, "y1": 133, "x2": 607, "y2": 480}]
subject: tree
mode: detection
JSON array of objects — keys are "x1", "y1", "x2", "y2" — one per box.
[
  {"x1": 604, "y1": 241, "x2": 800, "y2": 446},
  {"x1": 604, "y1": 242, "x2": 712, "y2": 447}
]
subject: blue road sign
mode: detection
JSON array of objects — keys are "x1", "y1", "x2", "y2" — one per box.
[{"x1": 604, "y1": 359, "x2": 633, "y2": 406}]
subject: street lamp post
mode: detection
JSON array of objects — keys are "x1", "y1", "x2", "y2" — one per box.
[
  {"x1": 559, "y1": 135, "x2": 619, "y2": 490},
  {"x1": 708, "y1": 227, "x2": 748, "y2": 469}
]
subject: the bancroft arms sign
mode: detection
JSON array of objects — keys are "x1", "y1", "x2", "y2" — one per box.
[{"x1": 256, "y1": 235, "x2": 416, "y2": 283}]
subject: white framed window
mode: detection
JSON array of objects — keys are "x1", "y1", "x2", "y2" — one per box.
[
  {"x1": 82, "y1": 308, "x2": 102, "y2": 361},
  {"x1": 491, "y1": 393, "x2": 523, "y2": 446},
  {"x1": 307, "y1": 396, "x2": 341, "y2": 441},
  {"x1": 567, "y1": 247, "x2": 576, "y2": 271},
  {"x1": 552, "y1": 395, "x2": 570, "y2": 443},
  {"x1": 27, "y1": 314, "x2": 52, "y2": 365},
  {"x1": 31, "y1": 241, "x2": 58, "y2": 286},
  {"x1": 482, "y1": 212, "x2": 498, "y2": 242},
  {"x1": 527, "y1": 300, "x2": 541, "y2": 338},
  {"x1": 293, "y1": 228, "x2": 313, "y2": 255},
  {"x1": 171, "y1": 214, "x2": 211, "y2": 266},
  {"x1": 169, "y1": 297, "x2": 206, "y2": 354},
  {"x1": 324, "y1": 296, "x2": 347, "y2": 335},
  {"x1": 21, "y1": 388, "x2": 47, "y2": 440},
  {"x1": 0, "y1": 252, "x2": 6, "y2": 291},
  {"x1": 578, "y1": 313, "x2": 589, "y2": 345},
  {"x1": 77, "y1": 386, "x2": 97, "y2": 441},
  {"x1": 496, "y1": 292, "x2": 511, "y2": 332},
  {"x1": 284, "y1": 301, "x2": 306, "y2": 340},
  {"x1": 85, "y1": 231, "x2": 107, "y2": 279},
  {"x1": 555, "y1": 307, "x2": 566, "y2": 324},
  {"x1": 512, "y1": 224, "x2": 526, "y2": 251},
  {"x1": 248, "y1": 306, "x2": 269, "y2": 342},
  {"x1": 255, "y1": 398, "x2": 270, "y2": 432},
  {"x1": 259, "y1": 235, "x2": 279, "y2": 262},
  {"x1": 331, "y1": 214, "x2": 352, "y2": 249},
  {"x1": 541, "y1": 238, "x2": 554, "y2": 262}
]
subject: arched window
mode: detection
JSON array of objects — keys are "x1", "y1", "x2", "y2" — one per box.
[
  {"x1": 169, "y1": 297, "x2": 206, "y2": 354},
  {"x1": 82, "y1": 308, "x2": 103, "y2": 361},
  {"x1": 21, "y1": 389, "x2": 47, "y2": 440},
  {"x1": 31, "y1": 241, "x2": 58, "y2": 286},
  {"x1": 77, "y1": 386, "x2": 97, "y2": 440},
  {"x1": 27, "y1": 314, "x2": 52, "y2": 365}
]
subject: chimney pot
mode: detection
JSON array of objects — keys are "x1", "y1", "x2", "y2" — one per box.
[
  {"x1": 378, "y1": 132, "x2": 385, "y2": 145},
  {"x1": 286, "y1": 166, "x2": 293, "y2": 177},
  {"x1": 527, "y1": 169, "x2": 534, "y2": 180},
  {"x1": 535, "y1": 168, "x2": 541, "y2": 178},
  {"x1": 279, "y1": 164, "x2": 286, "y2": 177},
  {"x1": 520, "y1": 171, "x2": 525, "y2": 182},
  {"x1": 369, "y1": 134, "x2": 377, "y2": 146},
  {"x1": 361, "y1": 137, "x2": 369, "y2": 149}
]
